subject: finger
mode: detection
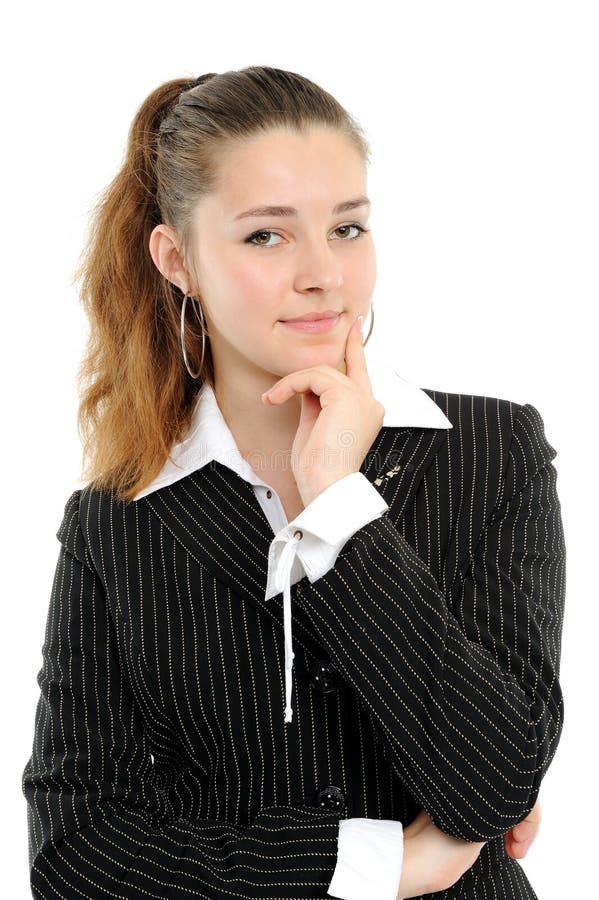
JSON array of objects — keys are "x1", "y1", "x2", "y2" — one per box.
[
  {"x1": 505, "y1": 833, "x2": 526, "y2": 857},
  {"x1": 510, "y1": 826, "x2": 537, "y2": 845},
  {"x1": 511, "y1": 820, "x2": 539, "y2": 844},
  {"x1": 514, "y1": 803, "x2": 542, "y2": 837},
  {"x1": 262, "y1": 369, "x2": 342, "y2": 406},
  {"x1": 344, "y1": 315, "x2": 370, "y2": 388},
  {"x1": 505, "y1": 813, "x2": 541, "y2": 861},
  {"x1": 506, "y1": 837, "x2": 532, "y2": 860}
]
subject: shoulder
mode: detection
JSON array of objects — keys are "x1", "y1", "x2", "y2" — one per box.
[
  {"x1": 420, "y1": 386, "x2": 559, "y2": 492},
  {"x1": 421, "y1": 385, "x2": 519, "y2": 430},
  {"x1": 55, "y1": 482, "x2": 126, "y2": 573},
  {"x1": 55, "y1": 486, "x2": 92, "y2": 568}
]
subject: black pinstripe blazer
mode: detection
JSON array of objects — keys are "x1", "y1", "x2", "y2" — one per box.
[{"x1": 22, "y1": 389, "x2": 566, "y2": 899}]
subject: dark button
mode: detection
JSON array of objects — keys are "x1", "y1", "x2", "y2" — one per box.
[
  {"x1": 309, "y1": 659, "x2": 339, "y2": 693},
  {"x1": 266, "y1": 489, "x2": 273, "y2": 498},
  {"x1": 315, "y1": 785, "x2": 346, "y2": 812}
]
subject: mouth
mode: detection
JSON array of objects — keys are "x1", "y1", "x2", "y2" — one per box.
[{"x1": 279, "y1": 312, "x2": 342, "y2": 333}]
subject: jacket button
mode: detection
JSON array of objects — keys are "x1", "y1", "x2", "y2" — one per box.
[
  {"x1": 309, "y1": 659, "x2": 339, "y2": 693},
  {"x1": 315, "y1": 785, "x2": 346, "y2": 812}
]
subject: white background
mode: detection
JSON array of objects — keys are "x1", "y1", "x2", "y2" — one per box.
[{"x1": 2, "y1": 1, "x2": 597, "y2": 896}]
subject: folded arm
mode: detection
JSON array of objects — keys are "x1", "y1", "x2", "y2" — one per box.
[{"x1": 295, "y1": 402, "x2": 566, "y2": 841}]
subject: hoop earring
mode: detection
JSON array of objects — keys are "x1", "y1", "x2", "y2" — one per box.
[
  {"x1": 362, "y1": 302, "x2": 374, "y2": 346},
  {"x1": 180, "y1": 293, "x2": 208, "y2": 379}
]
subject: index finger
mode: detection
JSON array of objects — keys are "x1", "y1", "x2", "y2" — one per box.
[{"x1": 344, "y1": 314, "x2": 370, "y2": 388}]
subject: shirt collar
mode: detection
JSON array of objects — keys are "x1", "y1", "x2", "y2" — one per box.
[{"x1": 133, "y1": 353, "x2": 452, "y2": 501}]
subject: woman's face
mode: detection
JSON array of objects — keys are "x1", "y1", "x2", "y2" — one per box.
[{"x1": 186, "y1": 126, "x2": 377, "y2": 385}]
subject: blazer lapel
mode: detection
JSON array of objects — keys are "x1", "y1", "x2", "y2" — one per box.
[{"x1": 142, "y1": 422, "x2": 449, "y2": 652}]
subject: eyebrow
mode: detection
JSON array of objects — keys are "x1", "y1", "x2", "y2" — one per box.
[{"x1": 234, "y1": 196, "x2": 371, "y2": 221}]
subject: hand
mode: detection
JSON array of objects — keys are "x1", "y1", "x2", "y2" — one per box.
[
  {"x1": 397, "y1": 809, "x2": 486, "y2": 899},
  {"x1": 505, "y1": 798, "x2": 542, "y2": 859},
  {"x1": 261, "y1": 315, "x2": 385, "y2": 506}
]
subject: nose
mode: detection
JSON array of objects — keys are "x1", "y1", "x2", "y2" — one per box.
[{"x1": 294, "y1": 237, "x2": 344, "y2": 292}]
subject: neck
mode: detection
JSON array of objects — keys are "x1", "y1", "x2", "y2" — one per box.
[{"x1": 211, "y1": 355, "x2": 348, "y2": 463}]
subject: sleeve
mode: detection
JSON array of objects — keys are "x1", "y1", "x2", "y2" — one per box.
[
  {"x1": 265, "y1": 472, "x2": 389, "y2": 600},
  {"x1": 328, "y1": 818, "x2": 404, "y2": 900},
  {"x1": 295, "y1": 402, "x2": 566, "y2": 842},
  {"x1": 21, "y1": 491, "x2": 345, "y2": 899}
]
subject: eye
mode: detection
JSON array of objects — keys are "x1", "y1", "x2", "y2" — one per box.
[
  {"x1": 332, "y1": 223, "x2": 370, "y2": 241},
  {"x1": 245, "y1": 223, "x2": 370, "y2": 248},
  {"x1": 245, "y1": 230, "x2": 283, "y2": 248}
]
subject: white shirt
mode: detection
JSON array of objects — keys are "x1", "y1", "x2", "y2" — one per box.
[{"x1": 133, "y1": 352, "x2": 453, "y2": 900}]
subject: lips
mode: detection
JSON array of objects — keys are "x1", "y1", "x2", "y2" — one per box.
[
  {"x1": 282, "y1": 310, "x2": 342, "y2": 323},
  {"x1": 280, "y1": 313, "x2": 341, "y2": 333}
]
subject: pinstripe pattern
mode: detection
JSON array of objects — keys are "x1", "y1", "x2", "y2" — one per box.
[{"x1": 22, "y1": 390, "x2": 565, "y2": 899}]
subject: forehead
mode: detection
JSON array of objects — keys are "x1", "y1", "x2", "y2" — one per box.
[{"x1": 208, "y1": 127, "x2": 366, "y2": 218}]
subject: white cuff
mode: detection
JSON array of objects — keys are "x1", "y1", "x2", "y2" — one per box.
[
  {"x1": 264, "y1": 472, "x2": 388, "y2": 600},
  {"x1": 328, "y1": 817, "x2": 404, "y2": 900},
  {"x1": 292, "y1": 472, "x2": 388, "y2": 547}
]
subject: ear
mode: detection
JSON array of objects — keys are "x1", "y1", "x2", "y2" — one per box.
[{"x1": 149, "y1": 223, "x2": 191, "y2": 294}]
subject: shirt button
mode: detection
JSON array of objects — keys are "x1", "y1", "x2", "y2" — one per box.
[
  {"x1": 309, "y1": 659, "x2": 339, "y2": 693},
  {"x1": 315, "y1": 785, "x2": 346, "y2": 813},
  {"x1": 266, "y1": 489, "x2": 272, "y2": 498},
  {"x1": 293, "y1": 529, "x2": 303, "y2": 540}
]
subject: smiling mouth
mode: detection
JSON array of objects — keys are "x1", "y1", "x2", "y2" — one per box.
[
  {"x1": 281, "y1": 310, "x2": 342, "y2": 323},
  {"x1": 279, "y1": 313, "x2": 342, "y2": 333}
]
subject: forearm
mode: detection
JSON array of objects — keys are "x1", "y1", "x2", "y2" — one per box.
[
  {"x1": 299, "y1": 509, "x2": 563, "y2": 840},
  {"x1": 297, "y1": 406, "x2": 565, "y2": 841}
]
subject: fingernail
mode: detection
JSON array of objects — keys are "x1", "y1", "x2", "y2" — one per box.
[{"x1": 357, "y1": 315, "x2": 364, "y2": 327}]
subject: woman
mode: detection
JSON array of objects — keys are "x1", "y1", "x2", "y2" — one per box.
[{"x1": 22, "y1": 67, "x2": 562, "y2": 899}]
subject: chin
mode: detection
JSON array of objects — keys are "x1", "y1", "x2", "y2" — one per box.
[{"x1": 300, "y1": 346, "x2": 346, "y2": 371}]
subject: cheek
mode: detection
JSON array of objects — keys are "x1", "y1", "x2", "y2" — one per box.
[
  {"x1": 227, "y1": 257, "x2": 289, "y2": 326},
  {"x1": 225, "y1": 257, "x2": 281, "y2": 307},
  {"x1": 350, "y1": 248, "x2": 376, "y2": 292}
]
